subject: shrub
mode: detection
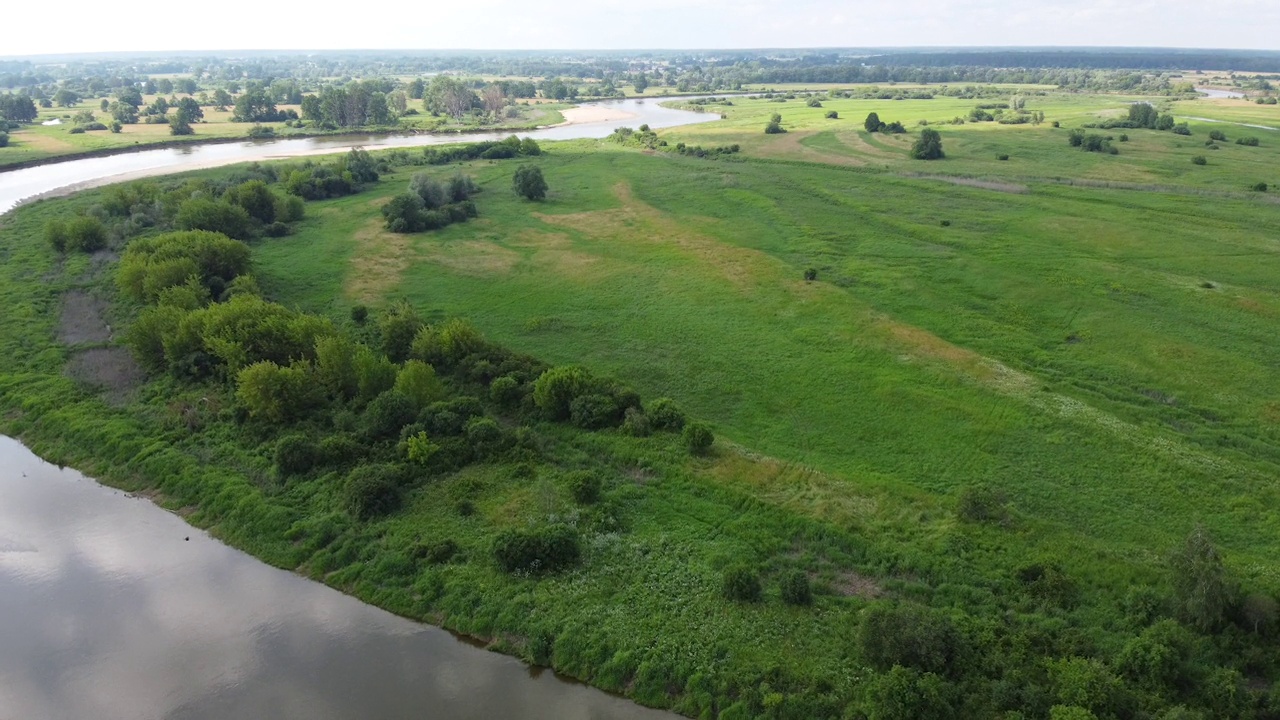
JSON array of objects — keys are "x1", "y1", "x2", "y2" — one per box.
[
  {"x1": 533, "y1": 365, "x2": 594, "y2": 420},
  {"x1": 382, "y1": 193, "x2": 428, "y2": 233},
  {"x1": 235, "y1": 361, "x2": 320, "y2": 423},
  {"x1": 567, "y1": 470, "x2": 602, "y2": 504},
  {"x1": 343, "y1": 464, "x2": 403, "y2": 519},
  {"x1": 47, "y1": 216, "x2": 108, "y2": 253},
  {"x1": 395, "y1": 360, "x2": 446, "y2": 410},
  {"x1": 364, "y1": 390, "x2": 418, "y2": 440},
  {"x1": 1191, "y1": 155, "x2": 1207, "y2": 165},
  {"x1": 246, "y1": 124, "x2": 275, "y2": 139},
  {"x1": 780, "y1": 570, "x2": 813, "y2": 606},
  {"x1": 0, "y1": 131, "x2": 8, "y2": 147},
  {"x1": 489, "y1": 375, "x2": 522, "y2": 407},
  {"x1": 683, "y1": 422, "x2": 714, "y2": 455},
  {"x1": 513, "y1": 165, "x2": 548, "y2": 200},
  {"x1": 804, "y1": 267, "x2": 818, "y2": 281},
  {"x1": 275, "y1": 194, "x2": 305, "y2": 223},
  {"x1": 1172, "y1": 123, "x2": 1191, "y2": 136},
  {"x1": 1068, "y1": 129, "x2": 1085, "y2": 147},
  {"x1": 825, "y1": 110, "x2": 838, "y2": 119},
  {"x1": 1237, "y1": 136, "x2": 1260, "y2": 146},
  {"x1": 275, "y1": 434, "x2": 319, "y2": 476},
  {"x1": 175, "y1": 198, "x2": 253, "y2": 239},
  {"x1": 410, "y1": 173, "x2": 447, "y2": 209},
  {"x1": 415, "y1": 539, "x2": 459, "y2": 564},
  {"x1": 997, "y1": 153, "x2": 1010, "y2": 161},
  {"x1": 910, "y1": 128, "x2": 944, "y2": 160},
  {"x1": 764, "y1": 112, "x2": 786, "y2": 134},
  {"x1": 109, "y1": 121, "x2": 121, "y2": 133},
  {"x1": 1252, "y1": 182, "x2": 1268, "y2": 192},
  {"x1": 956, "y1": 484, "x2": 1009, "y2": 524},
  {"x1": 864, "y1": 112, "x2": 883, "y2": 132},
  {"x1": 722, "y1": 566, "x2": 762, "y2": 602},
  {"x1": 647, "y1": 397, "x2": 686, "y2": 430},
  {"x1": 570, "y1": 393, "x2": 620, "y2": 429},
  {"x1": 1208, "y1": 129, "x2": 1227, "y2": 142},
  {"x1": 69, "y1": 126, "x2": 85, "y2": 134},
  {"x1": 621, "y1": 406, "x2": 652, "y2": 436},
  {"x1": 263, "y1": 221, "x2": 290, "y2": 238},
  {"x1": 492, "y1": 524, "x2": 581, "y2": 573},
  {"x1": 859, "y1": 602, "x2": 960, "y2": 673}
]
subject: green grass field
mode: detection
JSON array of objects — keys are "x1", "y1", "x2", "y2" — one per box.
[{"x1": 4, "y1": 89, "x2": 1280, "y2": 718}]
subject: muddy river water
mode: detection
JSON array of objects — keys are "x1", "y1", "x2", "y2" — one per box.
[{"x1": 0, "y1": 97, "x2": 716, "y2": 719}]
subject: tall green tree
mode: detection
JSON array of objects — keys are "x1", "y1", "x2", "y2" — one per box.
[
  {"x1": 910, "y1": 128, "x2": 945, "y2": 160},
  {"x1": 1171, "y1": 525, "x2": 1235, "y2": 631}
]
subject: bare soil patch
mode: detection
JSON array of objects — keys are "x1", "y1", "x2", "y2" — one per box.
[
  {"x1": 828, "y1": 569, "x2": 884, "y2": 598},
  {"x1": 65, "y1": 347, "x2": 144, "y2": 402},
  {"x1": 58, "y1": 291, "x2": 113, "y2": 345}
]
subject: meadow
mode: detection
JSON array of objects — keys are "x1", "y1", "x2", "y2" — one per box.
[{"x1": 2, "y1": 88, "x2": 1280, "y2": 718}]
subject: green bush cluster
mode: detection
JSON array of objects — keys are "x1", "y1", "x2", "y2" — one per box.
[{"x1": 492, "y1": 524, "x2": 581, "y2": 574}]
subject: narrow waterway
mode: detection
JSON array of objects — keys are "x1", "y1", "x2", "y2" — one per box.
[
  {"x1": 0, "y1": 437, "x2": 675, "y2": 720},
  {"x1": 0, "y1": 96, "x2": 719, "y2": 213}
]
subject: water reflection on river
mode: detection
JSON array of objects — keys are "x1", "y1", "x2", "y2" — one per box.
[
  {"x1": 0, "y1": 96, "x2": 720, "y2": 214},
  {"x1": 0, "y1": 436, "x2": 673, "y2": 720}
]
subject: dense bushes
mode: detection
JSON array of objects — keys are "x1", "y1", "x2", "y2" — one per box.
[
  {"x1": 45, "y1": 215, "x2": 108, "y2": 253},
  {"x1": 859, "y1": 603, "x2": 962, "y2": 675},
  {"x1": 382, "y1": 171, "x2": 479, "y2": 233},
  {"x1": 116, "y1": 230, "x2": 251, "y2": 303},
  {"x1": 420, "y1": 135, "x2": 541, "y2": 165},
  {"x1": 532, "y1": 365, "x2": 638, "y2": 427},
  {"x1": 175, "y1": 198, "x2": 253, "y2": 239},
  {"x1": 492, "y1": 524, "x2": 581, "y2": 573}
]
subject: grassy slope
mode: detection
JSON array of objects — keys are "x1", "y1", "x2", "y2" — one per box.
[{"x1": 253, "y1": 143, "x2": 1280, "y2": 574}]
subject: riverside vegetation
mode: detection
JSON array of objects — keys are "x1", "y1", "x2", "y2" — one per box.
[{"x1": 2, "y1": 81, "x2": 1280, "y2": 720}]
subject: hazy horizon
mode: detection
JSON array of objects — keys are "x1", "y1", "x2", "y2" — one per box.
[{"x1": 7, "y1": 0, "x2": 1277, "y2": 59}]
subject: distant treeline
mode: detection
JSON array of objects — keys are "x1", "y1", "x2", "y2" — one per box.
[{"x1": 864, "y1": 50, "x2": 1280, "y2": 73}]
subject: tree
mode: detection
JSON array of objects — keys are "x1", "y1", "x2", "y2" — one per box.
[
  {"x1": 425, "y1": 75, "x2": 475, "y2": 118},
  {"x1": 633, "y1": 72, "x2": 649, "y2": 94},
  {"x1": 212, "y1": 89, "x2": 233, "y2": 111},
  {"x1": 481, "y1": 84, "x2": 506, "y2": 118},
  {"x1": 169, "y1": 114, "x2": 193, "y2": 136},
  {"x1": 224, "y1": 180, "x2": 277, "y2": 224},
  {"x1": 865, "y1": 111, "x2": 884, "y2": 132},
  {"x1": 859, "y1": 603, "x2": 960, "y2": 674},
  {"x1": 910, "y1": 128, "x2": 945, "y2": 160},
  {"x1": 232, "y1": 89, "x2": 278, "y2": 122},
  {"x1": 533, "y1": 366, "x2": 594, "y2": 420},
  {"x1": 764, "y1": 112, "x2": 786, "y2": 134},
  {"x1": 117, "y1": 87, "x2": 144, "y2": 108},
  {"x1": 53, "y1": 88, "x2": 79, "y2": 107},
  {"x1": 1171, "y1": 525, "x2": 1235, "y2": 631},
  {"x1": 513, "y1": 165, "x2": 548, "y2": 200},
  {"x1": 406, "y1": 78, "x2": 426, "y2": 100},
  {"x1": 394, "y1": 360, "x2": 446, "y2": 409},
  {"x1": 343, "y1": 464, "x2": 402, "y2": 520},
  {"x1": 176, "y1": 97, "x2": 203, "y2": 122},
  {"x1": 1128, "y1": 102, "x2": 1159, "y2": 128}
]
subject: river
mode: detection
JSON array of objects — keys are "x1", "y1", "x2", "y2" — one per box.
[
  {"x1": 0, "y1": 96, "x2": 719, "y2": 214},
  {"x1": 0, "y1": 97, "x2": 715, "y2": 719}
]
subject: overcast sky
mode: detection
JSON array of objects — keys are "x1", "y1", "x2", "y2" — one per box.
[{"x1": 5, "y1": 0, "x2": 1277, "y2": 58}]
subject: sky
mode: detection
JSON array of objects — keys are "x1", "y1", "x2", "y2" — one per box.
[{"x1": 5, "y1": 0, "x2": 1278, "y2": 57}]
